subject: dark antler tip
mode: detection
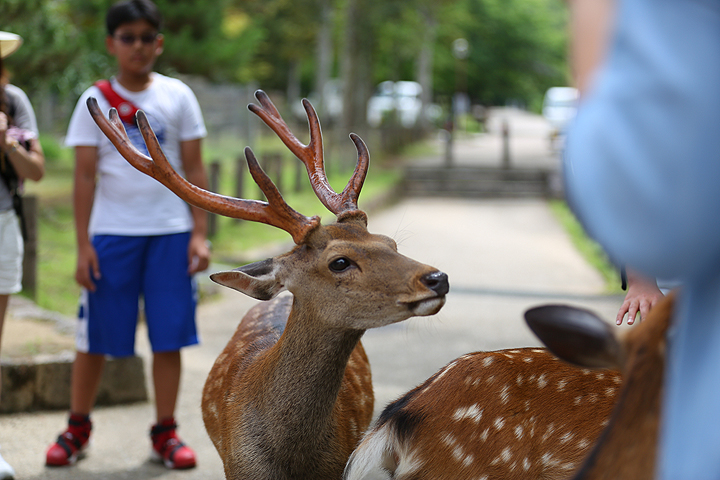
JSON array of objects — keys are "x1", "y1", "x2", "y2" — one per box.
[
  {"x1": 244, "y1": 146, "x2": 259, "y2": 165},
  {"x1": 87, "y1": 97, "x2": 98, "y2": 109}
]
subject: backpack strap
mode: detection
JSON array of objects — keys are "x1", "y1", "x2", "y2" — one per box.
[{"x1": 93, "y1": 80, "x2": 139, "y2": 125}]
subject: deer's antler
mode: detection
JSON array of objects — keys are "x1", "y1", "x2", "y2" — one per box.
[
  {"x1": 248, "y1": 90, "x2": 369, "y2": 219},
  {"x1": 87, "y1": 97, "x2": 320, "y2": 244}
]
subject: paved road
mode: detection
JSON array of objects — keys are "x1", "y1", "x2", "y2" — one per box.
[{"x1": 0, "y1": 110, "x2": 626, "y2": 479}]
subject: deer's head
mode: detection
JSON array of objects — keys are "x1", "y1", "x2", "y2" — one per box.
[{"x1": 87, "y1": 90, "x2": 448, "y2": 331}]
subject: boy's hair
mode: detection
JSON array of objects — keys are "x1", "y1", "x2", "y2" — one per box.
[{"x1": 106, "y1": 0, "x2": 163, "y2": 36}]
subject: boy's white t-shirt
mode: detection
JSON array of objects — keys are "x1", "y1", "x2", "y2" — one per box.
[{"x1": 66, "y1": 73, "x2": 207, "y2": 236}]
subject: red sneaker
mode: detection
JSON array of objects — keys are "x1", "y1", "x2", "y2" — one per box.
[
  {"x1": 46, "y1": 413, "x2": 91, "y2": 466},
  {"x1": 150, "y1": 418, "x2": 196, "y2": 469}
]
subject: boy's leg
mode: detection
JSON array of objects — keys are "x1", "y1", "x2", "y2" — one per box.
[
  {"x1": 153, "y1": 350, "x2": 181, "y2": 421},
  {"x1": 47, "y1": 235, "x2": 144, "y2": 466},
  {"x1": 144, "y1": 233, "x2": 198, "y2": 469},
  {"x1": 71, "y1": 352, "x2": 106, "y2": 415}
]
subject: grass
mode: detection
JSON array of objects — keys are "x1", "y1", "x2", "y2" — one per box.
[{"x1": 548, "y1": 199, "x2": 622, "y2": 294}]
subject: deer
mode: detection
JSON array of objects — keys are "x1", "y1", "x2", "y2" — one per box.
[
  {"x1": 344, "y1": 293, "x2": 674, "y2": 480},
  {"x1": 524, "y1": 291, "x2": 674, "y2": 480},
  {"x1": 86, "y1": 90, "x2": 449, "y2": 480}
]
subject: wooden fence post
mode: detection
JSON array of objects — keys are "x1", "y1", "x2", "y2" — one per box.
[
  {"x1": 501, "y1": 119, "x2": 511, "y2": 169},
  {"x1": 21, "y1": 194, "x2": 38, "y2": 300}
]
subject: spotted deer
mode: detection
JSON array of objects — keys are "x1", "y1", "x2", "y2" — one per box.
[
  {"x1": 526, "y1": 292, "x2": 674, "y2": 480},
  {"x1": 87, "y1": 91, "x2": 448, "y2": 480},
  {"x1": 344, "y1": 294, "x2": 673, "y2": 480}
]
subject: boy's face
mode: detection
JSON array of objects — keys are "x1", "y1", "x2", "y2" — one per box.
[{"x1": 106, "y1": 19, "x2": 163, "y2": 77}]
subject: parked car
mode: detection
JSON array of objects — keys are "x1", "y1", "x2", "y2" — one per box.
[
  {"x1": 542, "y1": 86, "x2": 578, "y2": 149},
  {"x1": 367, "y1": 81, "x2": 423, "y2": 128},
  {"x1": 292, "y1": 79, "x2": 344, "y2": 126}
]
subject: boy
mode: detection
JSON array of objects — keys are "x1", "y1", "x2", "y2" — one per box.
[{"x1": 45, "y1": 0, "x2": 210, "y2": 469}]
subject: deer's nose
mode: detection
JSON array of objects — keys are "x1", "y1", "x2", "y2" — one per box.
[{"x1": 422, "y1": 271, "x2": 449, "y2": 296}]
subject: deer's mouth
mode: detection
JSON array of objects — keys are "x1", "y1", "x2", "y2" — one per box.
[{"x1": 406, "y1": 295, "x2": 446, "y2": 316}]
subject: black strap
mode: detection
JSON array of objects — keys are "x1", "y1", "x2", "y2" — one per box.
[{"x1": 1, "y1": 152, "x2": 26, "y2": 240}]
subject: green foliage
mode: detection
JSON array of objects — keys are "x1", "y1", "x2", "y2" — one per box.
[{"x1": 434, "y1": 0, "x2": 569, "y2": 108}]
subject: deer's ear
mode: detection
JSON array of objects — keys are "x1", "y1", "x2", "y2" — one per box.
[
  {"x1": 210, "y1": 258, "x2": 286, "y2": 301},
  {"x1": 524, "y1": 304, "x2": 623, "y2": 370}
]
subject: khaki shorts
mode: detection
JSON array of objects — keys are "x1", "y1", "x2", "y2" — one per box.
[{"x1": 0, "y1": 209, "x2": 23, "y2": 295}]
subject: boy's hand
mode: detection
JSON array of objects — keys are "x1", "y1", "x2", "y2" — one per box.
[
  {"x1": 76, "y1": 243, "x2": 101, "y2": 291},
  {"x1": 188, "y1": 234, "x2": 210, "y2": 275}
]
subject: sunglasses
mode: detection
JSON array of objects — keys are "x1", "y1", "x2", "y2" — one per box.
[{"x1": 115, "y1": 33, "x2": 158, "y2": 46}]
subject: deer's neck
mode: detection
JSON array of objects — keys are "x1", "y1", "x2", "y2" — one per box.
[{"x1": 254, "y1": 300, "x2": 363, "y2": 449}]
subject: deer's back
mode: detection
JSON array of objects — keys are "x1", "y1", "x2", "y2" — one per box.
[{"x1": 347, "y1": 348, "x2": 621, "y2": 480}]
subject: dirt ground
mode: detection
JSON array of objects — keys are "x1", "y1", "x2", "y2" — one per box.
[{"x1": 1, "y1": 296, "x2": 75, "y2": 362}]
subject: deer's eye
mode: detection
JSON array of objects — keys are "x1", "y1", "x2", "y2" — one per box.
[{"x1": 329, "y1": 257, "x2": 352, "y2": 272}]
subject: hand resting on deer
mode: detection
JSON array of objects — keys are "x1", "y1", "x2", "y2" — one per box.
[
  {"x1": 345, "y1": 294, "x2": 673, "y2": 480},
  {"x1": 87, "y1": 91, "x2": 449, "y2": 480}
]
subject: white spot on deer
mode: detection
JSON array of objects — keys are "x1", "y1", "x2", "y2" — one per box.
[
  {"x1": 486, "y1": 375, "x2": 496, "y2": 385},
  {"x1": 540, "y1": 453, "x2": 561, "y2": 467},
  {"x1": 582, "y1": 369, "x2": 591, "y2": 375},
  {"x1": 453, "y1": 404, "x2": 483, "y2": 423},
  {"x1": 509, "y1": 349, "x2": 521, "y2": 354},
  {"x1": 523, "y1": 357, "x2": 533, "y2": 363},
  {"x1": 596, "y1": 373, "x2": 605, "y2": 380},
  {"x1": 523, "y1": 457, "x2": 532, "y2": 471},
  {"x1": 524, "y1": 400, "x2": 531, "y2": 411},
  {"x1": 477, "y1": 476, "x2": 489, "y2": 480},
  {"x1": 442, "y1": 432, "x2": 458, "y2": 449},
  {"x1": 560, "y1": 432, "x2": 575, "y2": 444},
  {"x1": 503, "y1": 353, "x2": 515, "y2": 359},
  {"x1": 601, "y1": 419, "x2": 610, "y2": 427},
  {"x1": 574, "y1": 396, "x2": 583, "y2": 406},
  {"x1": 606, "y1": 387, "x2": 616, "y2": 397},
  {"x1": 531, "y1": 349, "x2": 545, "y2": 353},
  {"x1": 542, "y1": 423, "x2": 555, "y2": 442},
  {"x1": 500, "y1": 385, "x2": 510, "y2": 404},
  {"x1": 588, "y1": 393, "x2": 598, "y2": 403},
  {"x1": 516, "y1": 374, "x2": 524, "y2": 386},
  {"x1": 557, "y1": 379, "x2": 567, "y2": 392},
  {"x1": 480, "y1": 428, "x2": 490, "y2": 441},
  {"x1": 578, "y1": 438, "x2": 590, "y2": 449},
  {"x1": 432, "y1": 361, "x2": 458, "y2": 385},
  {"x1": 501, "y1": 447, "x2": 513, "y2": 462},
  {"x1": 613, "y1": 375, "x2": 622, "y2": 384},
  {"x1": 494, "y1": 417, "x2": 505, "y2": 431},
  {"x1": 483, "y1": 356, "x2": 494, "y2": 367},
  {"x1": 514, "y1": 424, "x2": 524, "y2": 439},
  {"x1": 537, "y1": 374, "x2": 548, "y2": 388}
]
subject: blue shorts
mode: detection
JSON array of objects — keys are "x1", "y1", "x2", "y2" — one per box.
[{"x1": 76, "y1": 233, "x2": 199, "y2": 357}]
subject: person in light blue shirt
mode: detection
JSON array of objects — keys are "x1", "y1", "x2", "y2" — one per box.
[{"x1": 564, "y1": 0, "x2": 720, "y2": 478}]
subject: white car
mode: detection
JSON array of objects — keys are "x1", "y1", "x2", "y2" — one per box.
[
  {"x1": 367, "y1": 81, "x2": 423, "y2": 128},
  {"x1": 542, "y1": 86, "x2": 579, "y2": 148}
]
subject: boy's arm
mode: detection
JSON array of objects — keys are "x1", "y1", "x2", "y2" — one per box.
[
  {"x1": 74, "y1": 146, "x2": 101, "y2": 291},
  {"x1": 180, "y1": 138, "x2": 210, "y2": 274}
]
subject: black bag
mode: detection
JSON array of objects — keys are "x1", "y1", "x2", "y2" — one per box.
[{"x1": 1, "y1": 145, "x2": 28, "y2": 240}]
